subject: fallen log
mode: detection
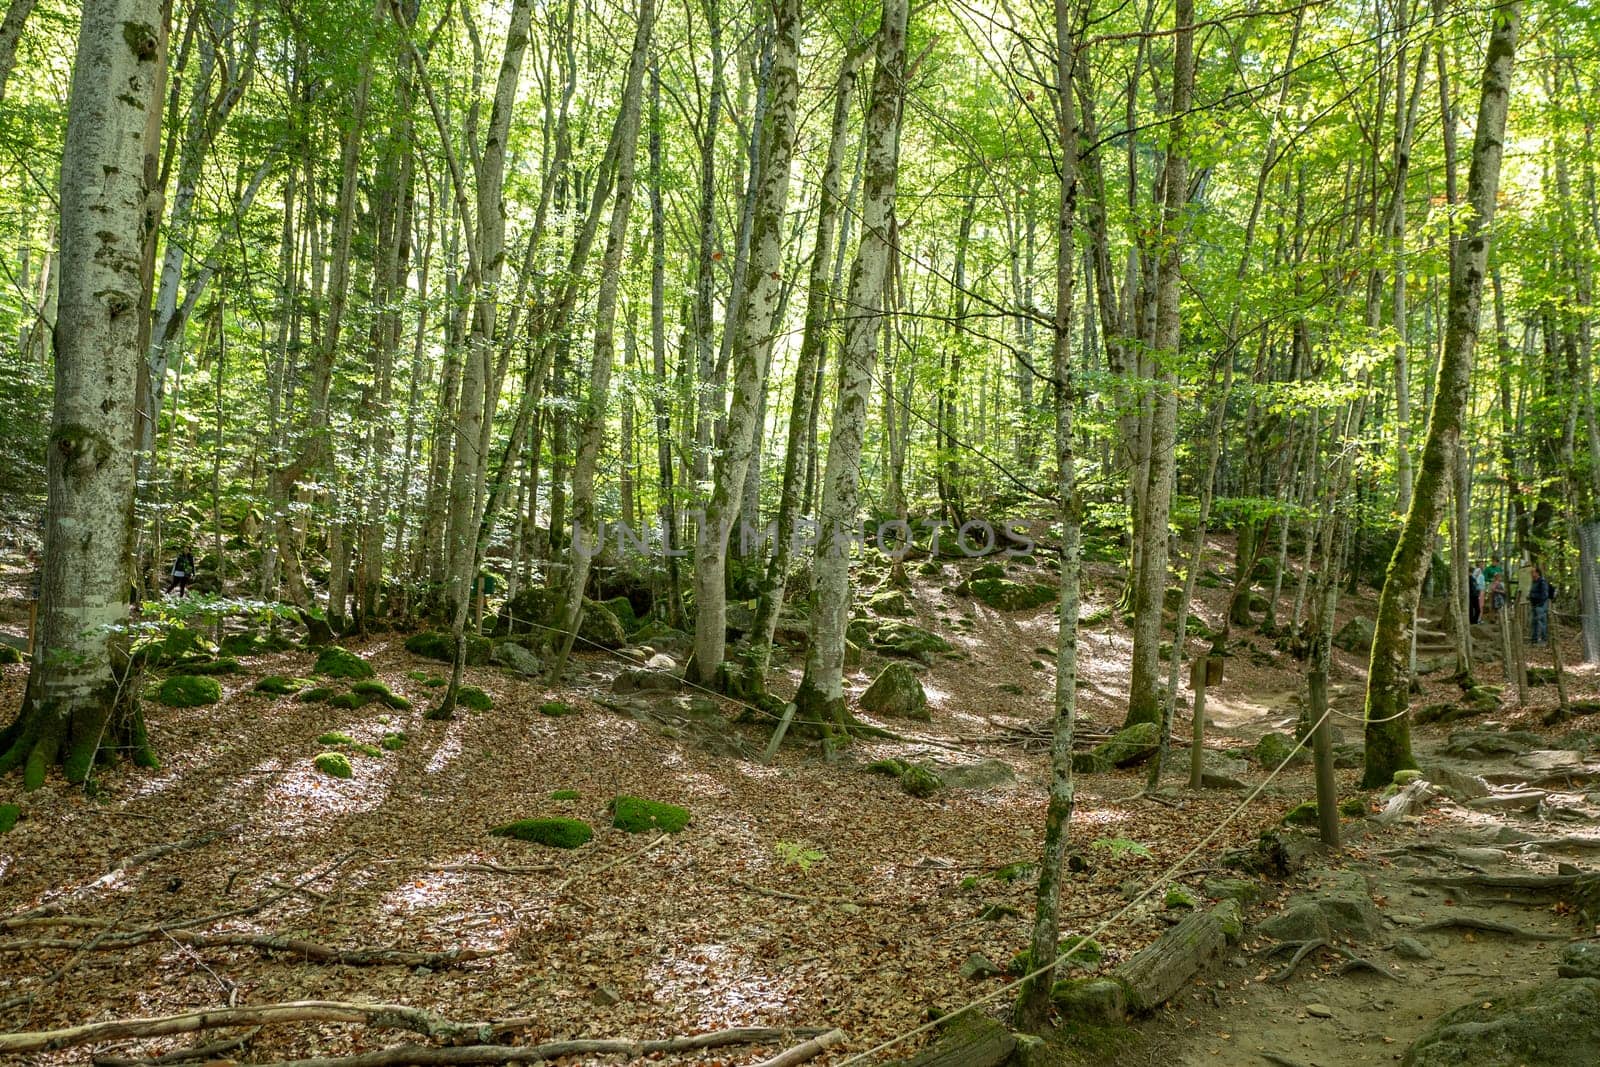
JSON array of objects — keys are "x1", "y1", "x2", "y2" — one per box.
[
  {"x1": 225, "y1": 1029, "x2": 827, "y2": 1067},
  {"x1": 0, "y1": 930, "x2": 497, "y2": 969},
  {"x1": 1113, "y1": 899, "x2": 1242, "y2": 1012},
  {"x1": 885, "y1": 1013, "x2": 1014, "y2": 1067}
]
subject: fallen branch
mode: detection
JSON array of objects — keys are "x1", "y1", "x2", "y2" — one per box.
[
  {"x1": 91, "y1": 1029, "x2": 261, "y2": 1066},
  {"x1": 749, "y1": 1028, "x2": 848, "y2": 1067},
  {"x1": 1262, "y1": 939, "x2": 1398, "y2": 984},
  {"x1": 553, "y1": 833, "x2": 668, "y2": 894},
  {"x1": 1413, "y1": 916, "x2": 1565, "y2": 940},
  {"x1": 422, "y1": 862, "x2": 558, "y2": 876},
  {"x1": 0, "y1": 904, "x2": 133, "y2": 1011},
  {"x1": 0, "y1": 930, "x2": 497, "y2": 969},
  {"x1": 0, "y1": 1000, "x2": 532, "y2": 1054},
  {"x1": 228, "y1": 1028, "x2": 826, "y2": 1067}
]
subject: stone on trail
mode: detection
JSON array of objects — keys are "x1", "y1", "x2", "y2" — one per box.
[
  {"x1": 1560, "y1": 943, "x2": 1600, "y2": 981},
  {"x1": 1422, "y1": 763, "x2": 1491, "y2": 801},
  {"x1": 1465, "y1": 789, "x2": 1547, "y2": 815},
  {"x1": 934, "y1": 758, "x2": 1017, "y2": 791},
  {"x1": 1253, "y1": 731, "x2": 1307, "y2": 768},
  {"x1": 859, "y1": 662, "x2": 928, "y2": 720},
  {"x1": 1392, "y1": 936, "x2": 1432, "y2": 961},
  {"x1": 872, "y1": 621, "x2": 951, "y2": 660},
  {"x1": 1334, "y1": 616, "x2": 1376, "y2": 653},
  {"x1": 1091, "y1": 721, "x2": 1160, "y2": 767},
  {"x1": 959, "y1": 952, "x2": 1003, "y2": 980},
  {"x1": 612, "y1": 668, "x2": 679, "y2": 696},
  {"x1": 1258, "y1": 871, "x2": 1382, "y2": 943},
  {"x1": 490, "y1": 640, "x2": 542, "y2": 676},
  {"x1": 1403, "y1": 978, "x2": 1600, "y2": 1067}
]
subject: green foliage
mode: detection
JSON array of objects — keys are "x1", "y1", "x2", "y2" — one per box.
[
  {"x1": 1090, "y1": 837, "x2": 1153, "y2": 860},
  {"x1": 549, "y1": 788, "x2": 581, "y2": 800},
  {"x1": 609, "y1": 795, "x2": 691, "y2": 833},
  {"x1": 774, "y1": 840, "x2": 826, "y2": 869},
  {"x1": 491, "y1": 817, "x2": 593, "y2": 849},
  {"x1": 380, "y1": 732, "x2": 408, "y2": 751},
  {"x1": 328, "y1": 691, "x2": 374, "y2": 710},
  {"x1": 312, "y1": 752, "x2": 353, "y2": 779},
  {"x1": 157, "y1": 675, "x2": 221, "y2": 707},
  {"x1": 0, "y1": 803, "x2": 19, "y2": 834}
]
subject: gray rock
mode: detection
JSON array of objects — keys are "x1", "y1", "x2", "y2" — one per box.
[
  {"x1": 612, "y1": 669, "x2": 680, "y2": 695},
  {"x1": 591, "y1": 985, "x2": 621, "y2": 1006},
  {"x1": 1423, "y1": 763, "x2": 1492, "y2": 801},
  {"x1": 1258, "y1": 878, "x2": 1383, "y2": 943},
  {"x1": 1560, "y1": 943, "x2": 1600, "y2": 981},
  {"x1": 1403, "y1": 978, "x2": 1600, "y2": 1066},
  {"x1": 490, "y1": 640, "x2": 543, "y2": 676},
  {"x1": 1202, "y1": 876, "x2": 1266, "y2": 906},
  {"x1": 935, "y1": 758, "x2": 1018, "y2": 791},
  {"x1": 859, "y1": 662, "x2": 929, "y2": 720},
  {"x1": 1393, "y1": 936, "x2": 1433, "y2": 960},
  {"x1": 645, "y1": 652, "x2": 677, "y2": 671},
  {"x1": 1517, "y1": 750, "x2": 1587, "y2": 773},
  {"x1": 959, "y1": 952, "x2": 1003, "y2": 980},
  {"x1": 1334, "y1": 616, "x2": 1376, "y2": 653},
  {"x1": 1466, "y1": 790, "x2": 1547, "y2": 814},
  {"x1": 1051, "y1": 977, "x2": 1128, "y2": 1025}
]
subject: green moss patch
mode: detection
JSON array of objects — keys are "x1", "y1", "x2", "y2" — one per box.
[
  {"x1": 0, "y1": 803, "x2": 19, "y2": 834},
  {"x1": 0, "y1": 645, "x2": 25, "y2": 665},
  {"x1": 253, "y1": 675, "x2": 307, "y2": 696},
  {"x1": 539, "y1": 700, "x2": 578, "y2": 717},
  {"x1": 218, "y1": 633, "x2": 259, "y2": 656},
  {"x1": 157, "y1": 675, "x2": 221, "y2": 707},
  {"x1": 380, "y1": 732, "x2": 408, "y2": 751},
  {"x1": 404, "y1": 631, "x2": 491, "y2": 666},
  {"x1": 329, "y1": 691, "x2": 375, "y2": 711},
  {"x1": 491, "y1": 817, "x2": 593, "y2": 849},
  {"x1": 297, "y1": 686, "x2": 335, "y2": 703},
  {"x1": 350, "y1": 743, "x2": 384, "y2": 758},
  {"x1": 610, "y1": 795, "x2": 690, "y2": 833},
  {"x1": 406, "y1": 669, "x2": 430, "y2": 681},
  {"x1": 549, "y1": 788, "x2": 581, "y2": 800},
  {"x1": 312, "y1": 752, "x2": 353, "y2": 779},
  {"x1": 313, "y1": 646, "x2": 374, "y2": 679},
  {"x1": 900, "y1": 763, "x2": 942, "y2": 798},
  {"x1": 423, "y1": 676, "x2": 446, "y2": 688},
  {"x1": 457, "y1": 685, "x2": 493, "y2": 711},
  {"x1": 183, "y1": 657, "x2": 240, "y2": 676},
  {"x1": 317, "y1": 731, "x2": 357, "y2": 746}
]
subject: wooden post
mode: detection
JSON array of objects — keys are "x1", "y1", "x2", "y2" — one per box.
[
  {"x1": 1188, "y1": 655, "x2": 1207, "y2": 789},
  {"x1": 1501, "y1": 603, "x2": 1525, "y2": 706},
  {"x1": 1309, "y1": 669, "x2": 1339, "y2": 849},
  {"x1": 762, "y1": 702, "x2": 797, "y2": 764},
  {"x1": 1513, "y1": 600, "x2": 1529, "y2": 700},
  {"x1": 1549, "y1": 607, "x2": 1570, "y2": 715}
]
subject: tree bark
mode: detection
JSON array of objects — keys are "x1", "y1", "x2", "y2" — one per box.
[
  {"x1": 1363, "y1": 3, "x2": 1518, "y2": 788},
  {"x1": 1, "y1": 0, "x2": 166, "y2": 787},
  {"x1": 793, "y1": 0, "x2": 908, "y2": 729}
]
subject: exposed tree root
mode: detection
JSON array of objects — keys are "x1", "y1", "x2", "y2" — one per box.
[
  {"x1": 91, "y1": 1029, "x2": 261, "y2": 1067},
  {"x1": 0, "y1": 929, "x2": 500, "y2": 968},
  {"x1": 1262, "y1": 939, "x2": 1397, "y2": 983},
  {"x1": 727, "y1": 877, "x2": 890, "y2": 908},
  {"x1": 1413, "y1": 915, "x2": 1565, "y2": 940}
]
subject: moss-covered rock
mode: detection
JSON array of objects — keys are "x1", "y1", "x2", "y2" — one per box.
[
  {"x1": 313, "y1": 751, "x2": 353, "y2": 779},
  {"x1": 867, "y1": 758, "x2": 909, "y2": 777},
  {"x1": 972, "y1": 561, "x2": 1007, "y2": 581},
  {"x1": 317, "y1": 731, "x2": 357, "y2": 746},
  {"x1": 404, "y1": 630, "x2": 491, "y2": 666},
  {"x1": 970, "y1": 578, "x2": 1056, "y2": 612},
  {"x1": 314, "y1": 645, "x2": 374, "y2": 679},
  {"x1": 579, "y1": 601, "x2": 629, "y2": 649},
  {"x1": 218, "y1": 632, "x2": 259, "y2": 657},
  {"x1": 1282, "y1": 801, "x2": 1319, "y2": 826},
  {"x1": 539, "y1": 700, "x2": 578, "y2": 717},
  {"x1": 610, "y1": 795, "x2": 691, "y2": 833},
  {"x1": 0, "y1": 645, "x2": 25, "y2": 665},
  {"x1": 859, "y1": 662, "x2": 929, "y2": 720},
  {"x1": 873, "y1": 621, "x2": 951, "y2": 660},
  {"x1": 329, "y1": 691, "x2": 375, "y2": 711},
  {"x1": 492, "y1": 817, "x2": 593, "y2": 849},
  {"x1": 297, "y1": 685, "x2": 335, "y2": 703},
  {"x1": 183, "y1": 657, "x2": 240, "y2": 676},
  {"x1": 600, "y1": 596, "x2": 639, "y2": 631},
  {"x1": 868, "y1": 589, "x2": 913, "y2": 617},
  {"x1": 1334, "y1": 616, "x2": 1376, "y2": 654},
  {"x1": 1254, "y1": 731, "x2": 1307, "y2": 768},
  {"x1": 380, "y1": 731, "x2": 408, "y2": 751},
  {"x1": 157, "y1": 674, "x2": 221, "y2": 707},
  {"x1": 1090, "y1": 721, "x2": 1159, "y2": 767},
  {"x1": 1402, "y1": 978, "x2": 1600, "y2": 1067},
  {"x1": 900, "y1": 762, "x2": 942, "y2": 798},
  {"x1": 0, "y1": 802, "x2": 19, "y2": 834},
  {"x1": 550, "y1": 788, "x2": 581, "y2": 800},
  {"x1": 457, "y1": 685, "x2": 493, "y2": 711},
  {"x1": 1339, "y1": 795, "x2": 1370, "y2": 817},
  {"x1": 253, "y1": 675, "x2": 307, "y2": 696},
  {"x1": 350, "y1": 742, "x2": 384, "y2": 758}
]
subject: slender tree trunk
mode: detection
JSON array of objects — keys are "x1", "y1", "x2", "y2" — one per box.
[
  {"x1": 1015, "y1": 0, "x2": 1081, "y2": 1031},
  {"x1": 1364, "y1": 4, "x2": 1518, "y2": 788},
  {"x1": 1124, "y1": 0, "x2": 1193, "y2": 729},
  {"x1": 0, "y1": 0, "x2": 37, "y2": 103},
  {"x1": 793, "y1": 0, "x2": 908, "y2": 730},
  {"x1": 690, "y1": 0, "x2": 803, "y2": 686},
  {"x1": 2, "y1": 0, "x2": 165, "y2": 787}
]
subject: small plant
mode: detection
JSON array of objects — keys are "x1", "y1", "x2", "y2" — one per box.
[
  {"x1": 157, "y1": 674, "x2": 221, "y2": 708},
  {"x1": 774, "y1": 840, "x2": 827, "y2": 870},
  {"x1": 1090, "y1": 837, "x2": 1152, "y2": 860}
]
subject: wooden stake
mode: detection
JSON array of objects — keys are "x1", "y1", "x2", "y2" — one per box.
[
  {"x1": 762, "y1": 702, "x2": 797, "y2": 764},
  {"x1": 1188, "y1": 656, "x2": 1207, "y2": 790},
  {"x1": 1309, "y1": 669, "x2": 1339, "y2": 849}
]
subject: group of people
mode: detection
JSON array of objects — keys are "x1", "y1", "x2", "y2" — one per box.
[{"x1": 1468, "y1": 557, "x2": 1554, "y2": 646}]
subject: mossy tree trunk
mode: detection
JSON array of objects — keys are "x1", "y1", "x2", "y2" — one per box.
[
  {"x1": 0, "y1": 0, "x2": 164, "y2": 787},
  {"x1": 793, "y1": 0, "x2": 908, "y2": 731},
  {"x1": 1015, "y1": 0, "x2": 1084, "y2": 1032},
  {"x1": 1363, "y1": 3, "x2": 1518, "y2": 789}
]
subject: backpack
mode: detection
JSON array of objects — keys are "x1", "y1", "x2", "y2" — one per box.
[
  {"x1": 174, "y1": 553, "x2": 194, "y2": 578},
  {"x1": 1529, "y1": 577, "x2": 1551, "y2": 605}
]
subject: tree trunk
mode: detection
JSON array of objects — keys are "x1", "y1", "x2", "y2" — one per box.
[
  {"x1": 792, "y1": 0, "x2": 908, "y2": 730},
  {"x1": 0, "y1": 0, "x2": 38, "y2": 103},
  {"x1": 1, "y1": 0, "x2": 165, "y2": 787},
  {"x1": 1124, "y1": 0, "x2": 1194, "y2": 729},
  {"x1": 1014, "y1": 0, "x2": 1081, "y2": 1031},
  {"x1": 689, "y1": 0, "x2": 803, "y2": 686},
  {"x1": 1363, "y1": 4, "x2": 1518, "y2": 788}
]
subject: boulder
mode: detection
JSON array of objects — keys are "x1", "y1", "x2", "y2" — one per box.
[
  {"x1": 490, "y1": 640, "x2": 542, "y2": 676},
  {"x1": 1254, "y1": 731, "x2": 1307, "y2": 768},
  {"x1": 935, "y1": 759, "x2": 1018, "y2": 791},
  {"x1": 1258, "y1": 872, "x2": 1382, "y2": 943},
  {"x1": 612, "y1": 669, "x2": 680, "y2": 695},
  {"x1": 872, "y1": 622, "x2": 951, "y2": 660},
  {"x1": 1421, "y1": 763, "x2": 1491, "y2": 801},
  {"x1": 867, "y1": 589, "x2": 913, "y2": 617},
  {"x1": 859, "y1": 662, "x2": 928, "y2": 720},
  {"x1": 1403, "y1": 978, "x2": 1600, "y2": 1067},
  {"x1": 1334, "y1": 616, "x2": 1376, "y2": 653},
  {"x1": 968, "y1": 578, "x2": 1056, "y2": 611},
  {"x1": 1092, "y1": 721, "x2": 1159, "y2": 767},
  {"x1": 1560, "y1": 943, "x2": 1600, "y2": 981},
  {"x1": 1443, "y1": 729, "x2": 1542, "y2": 759},
  {"x1": 405, "y1": 631, "x2": 491, "y2": 666}
]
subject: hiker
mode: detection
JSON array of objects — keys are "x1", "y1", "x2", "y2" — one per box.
[
  {"x1": 1469, "y1": 563, "x2": 1483, "y2": 625},
  {"x1": 169, "y1": 548, "x2": 196, "y2": 598},
  {"x1": 1486, "y1": 559, "x2": 1507, "y2": 620},
  {"x1": 1528, "y1": 565, "x2": 1552, "y2": 646}
]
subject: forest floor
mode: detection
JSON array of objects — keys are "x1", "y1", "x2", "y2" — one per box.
[{"x1": 0, "y1": 541, "x2": 1596, "y2": 1066}]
